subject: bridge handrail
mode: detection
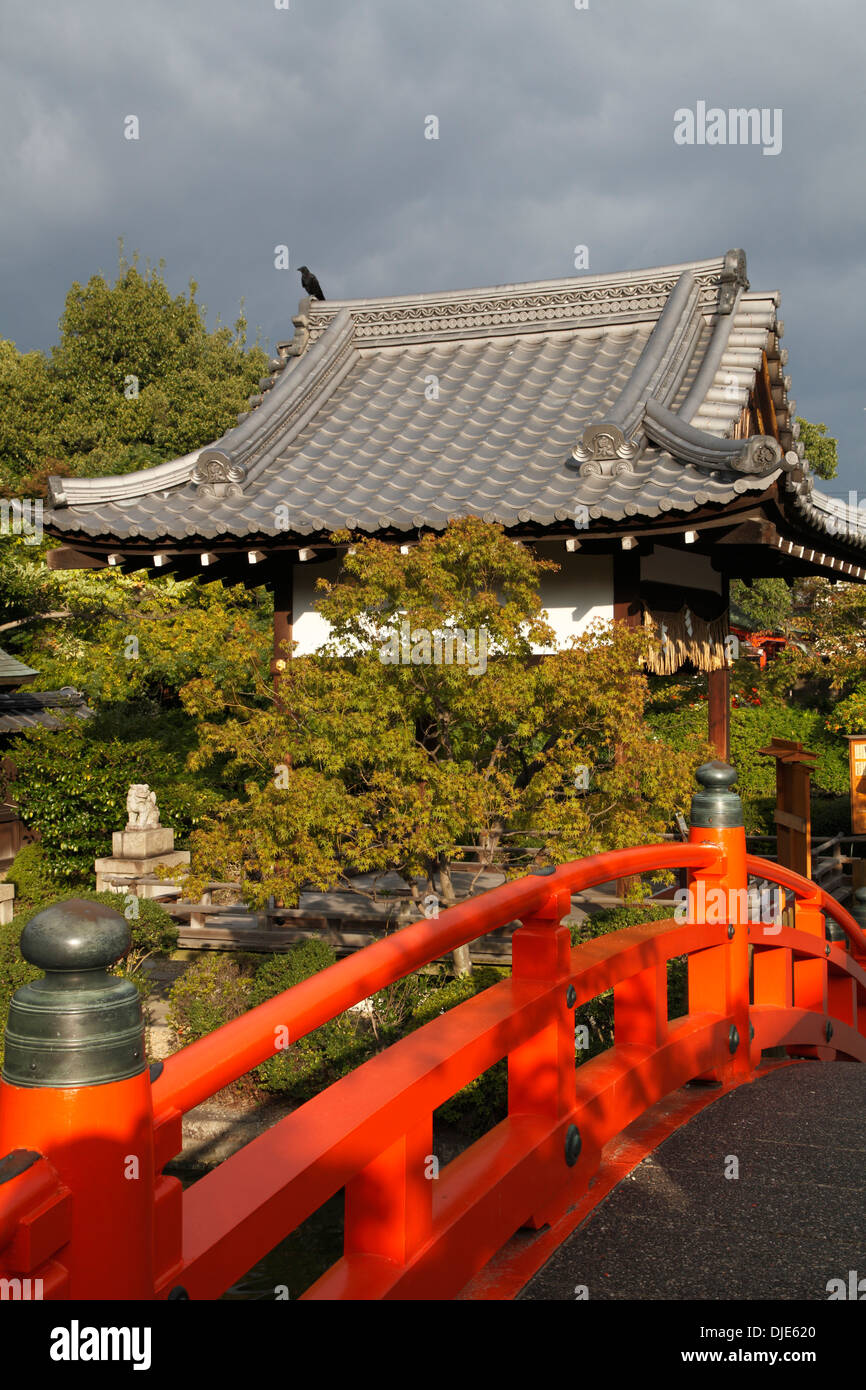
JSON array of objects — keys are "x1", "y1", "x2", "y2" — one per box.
[
  {"x1": 152, "y1": 841, "x2": 720, "y2": 1119},
  {"x1": 6, "y1": 759, "x2": 866, "y2": 1302},
  {"x1": 746, "y1": 853, "x2": 866, "y2": 953},
  {"x1": 179, "y1": 913, "x2": 737, "y2": 1300}
]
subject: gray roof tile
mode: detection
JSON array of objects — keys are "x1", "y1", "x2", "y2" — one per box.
[{"x1": 43, "y1": 251, "x2": 865, "y2": 556}]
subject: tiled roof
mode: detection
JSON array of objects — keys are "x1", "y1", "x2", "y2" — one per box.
[
  {"x1": 0, "y1": 649, "x2": 38, "y2": 688},
  {"x1": 45, "y1": 249, "x2": 864, "y2": 553}
]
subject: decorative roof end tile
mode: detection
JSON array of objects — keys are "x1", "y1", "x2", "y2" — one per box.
[
  {"x1": 718, "y1": 248, "x2": 750, "y2": 314},
  {"x1": 568, "y1": 422, "x2": 641, "y2": 476},
  {"x1": 191, "y1": 451, "x2": 247, "y2": 498}
]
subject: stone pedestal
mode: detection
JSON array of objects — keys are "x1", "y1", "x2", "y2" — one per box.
[
  {"x1": 95, "y1": 849, "x2": 190, "y2": 898},
  {"x1": 96, "y1": 784, "x2": 190, "y2": 899},
  {"x1": 112, "y1": 827, "x2": 176, "y2": 859},
  {"x1": 0, "y1": 882, "x2": 14, "y2": 925}
]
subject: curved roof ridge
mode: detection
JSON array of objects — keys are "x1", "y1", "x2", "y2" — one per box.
[
  {"x1": 302, "y1": 253, "x2": 733, "y2": 352},
  {"x1": 48, "y1": 446, "x2": 204, "y2": 509},
  {"x1": 48, "y1": 312, "x2": 359, "y2": 508},
  {"x1": 312, "y1": 253, "x2": 731, "y2": 312},
  {"x1": 197, "y1": 309, "x2": 357, "y2": 494}
]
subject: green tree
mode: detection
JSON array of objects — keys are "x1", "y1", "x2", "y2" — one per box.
[
  {"x1": 730, "y1": 577, "x2": 793, "y2": 634},
  {"x1": 785, "y1": 577, "x2": 866, "y2": 735},
  {"x1": 7, "y1": 713, "x2": 223, "y2": 885},
  {"x1": 0, "y1": 248, "x2": 268, "y2": 493},
  {"x1": 10, "y1": 566, "x2": 270, "y2": 707},
  {"x1": 182, "y1": 520, "x2": 702, "y2": 974},
  {"x1": 0, "y1": 545, "x2": 272, "y2": 888},
  {"x1": 0, "y1": 253, "x2": 277, "y2": 890},
  {"x1": 796, "y1": 419, "x2": 838, "y2": 481}
]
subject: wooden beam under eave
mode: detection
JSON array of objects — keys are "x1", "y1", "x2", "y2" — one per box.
[
  {"x1": 711, "y1": 518, "x2": 777, "y2": 550},
  {"x1": 45, "y1": 546, "x2": 108, "y2": 571},
  {"x1": 756, "y1": 351, "x2": 780, "y2": 440}
]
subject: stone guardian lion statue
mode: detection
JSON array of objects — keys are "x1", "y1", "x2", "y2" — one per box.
[{"x1": 126, "y1": 784, "x2": 161, "y2": 830}]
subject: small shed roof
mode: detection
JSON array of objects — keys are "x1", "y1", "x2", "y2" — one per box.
[
  {"x1": 0, "y1": 688, "x2": 91, "y2": 734},
  {"x1": 0, "y1": 648, "x2": 38, "y2": 688}
]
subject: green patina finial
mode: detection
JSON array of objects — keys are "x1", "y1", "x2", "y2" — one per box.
[
  {"x1": 690, "y1": 761, "x2": 743, "y2": 830},
  {"x1": 2, "y1": 899, "x2": 146, "y2": 1089}
]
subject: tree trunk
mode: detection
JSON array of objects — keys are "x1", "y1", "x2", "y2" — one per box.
[
  {"x1": 438, "y1": 858, "x2": 473, "y2": 978},
  {"x1": 450, "y1": 942, "x2": 473, "y2": 978}
]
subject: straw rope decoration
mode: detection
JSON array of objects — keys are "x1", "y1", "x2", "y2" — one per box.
[{"x1": 641, "y1": 605, "x2": 731, "y2": 674}]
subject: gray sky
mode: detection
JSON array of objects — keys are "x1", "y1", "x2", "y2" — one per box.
[{"x1": 2, "y1": 0, "x2": 864, "y2": 493}]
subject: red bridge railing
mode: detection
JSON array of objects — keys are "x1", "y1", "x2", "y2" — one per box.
[{"x1": 1, "y1": 761, "x2": 865, "y2": 1300}]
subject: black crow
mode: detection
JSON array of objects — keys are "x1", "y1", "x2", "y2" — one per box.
[{"x1": 296, "y1": 265, "x2": 325, "y2": 300}]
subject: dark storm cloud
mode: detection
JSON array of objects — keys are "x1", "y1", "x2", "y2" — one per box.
[{"x1": 1, "y1": 0, "x2": 864, "y2": 489}]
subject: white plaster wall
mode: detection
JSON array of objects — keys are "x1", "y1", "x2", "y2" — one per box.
[
  {"x1": 530, "y1": 545, "x2": 614, "y2": 653},
  {"x1": 291, "y1": 547, "x2": 614, "y2": 656},
  {"x1": 291, "y1": 557, "x2": 342, "y2": 655}
]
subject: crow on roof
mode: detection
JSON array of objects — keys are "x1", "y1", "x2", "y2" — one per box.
[{"x1": 297, "y1": 265, "x2": 325, "y2": 301}]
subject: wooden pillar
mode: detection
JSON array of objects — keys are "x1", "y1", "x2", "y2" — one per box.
[
  {"x1": 708, "y1": 665, "x2": 730, "y2": 761},
  {"x1": 614, "y1": 549, "x2": 641, "y2": 900},
  {"x1": 271, "y1": 569, "x2": 294, "y2": 707},
  {"x1": 613, "y1": 548, "x2": 641, "y2": 629}
]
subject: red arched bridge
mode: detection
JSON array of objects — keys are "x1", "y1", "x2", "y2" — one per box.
[{"x1": 1, "y1": 762, "x2": 864, "y2": 1300}]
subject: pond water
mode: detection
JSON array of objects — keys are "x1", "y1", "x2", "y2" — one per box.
[
  {"x1": 222, "y1": 1193, "x2": 345, "y2": 1300},
  {"x1": 174, "y1": 1171, "x2": 344, "y2": 1300},
  {"x1": 171, "y1": 1108, "x2": 482, "y2": 1298}
]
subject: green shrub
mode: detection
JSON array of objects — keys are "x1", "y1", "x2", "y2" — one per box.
[
  {"x1": 167, "y1": 953, "x2": 253, "y2": 1047},
  {"x1": 569, "y1": 901, "x2": 673, "y2": 946},
  {"x1": 0, "y1": 916, "x2": 40, "y2": 1066},
  {"x1": 249, "y1": 938, "x2": 337, "y2": 1002},
  {"x1": 5, "y1": 843, "x2": 54, "y2": 907},
  {"x1": 368, "y1": 973, "x2": 428, "y2": 1040},
  {"x1": 667, "y1": 956, "x2": 689, "y2": 1021},
  {"x1": 406, "y1": 970, "x2": 478, "y2": 1028},
  {"x1": 9, "y1": 715, "x2": 221, "y2": 885},
  {"x1": 111, "y1": 892, "x2": 178, "y2": 959},
  {"x1": 250, "y1": 942, "x2": 368, "y2": 1099},
  {"x1": 810, "y1": 794, "x2": 852, "y2": 839},
  {"x1": 729, "y1": 701, "x2": 848, "y2": 811},
  {"x1": 419, "y1": 967, "x2": 508, "y2": 1138},
  {"x1": 435, "y1": 1060, "x2": 508, "y2": 1139},
  {"x1": 647, "y1": 693, "x2": 849, "y2": 833}
]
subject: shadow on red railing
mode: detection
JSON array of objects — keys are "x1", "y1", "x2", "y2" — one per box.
[{"x1": 1, "y1": 762, "x2": 865, "y2": 1300}]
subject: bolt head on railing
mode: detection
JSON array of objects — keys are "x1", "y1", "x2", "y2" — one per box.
[
  {"x1": 1, "y1": 899, "x2": 146, "y2": 1089},
  {"x1": 690, "y1": 761, "x2": 744, "y2": 830}
]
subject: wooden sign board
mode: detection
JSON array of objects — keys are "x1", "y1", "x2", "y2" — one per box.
[
  {"x1": 758, "y1": 737, "x2": 817, "y2": 880},
  {"x1": 847, "y1": 735, "x2": 866, "y2": 833}
]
